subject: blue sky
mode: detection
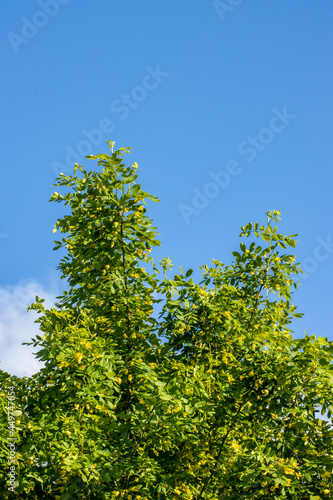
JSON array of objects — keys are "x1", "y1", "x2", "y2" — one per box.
[{"x1": 1, "y1": 0, "x2": 332, "y2": 376}]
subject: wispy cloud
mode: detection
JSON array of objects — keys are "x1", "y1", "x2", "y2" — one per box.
[{"x1": 0, "y1": 279, "x2": 58, "y2": 377}]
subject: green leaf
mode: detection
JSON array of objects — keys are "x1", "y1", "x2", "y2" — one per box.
[
  {"x1": 4, "y1": 143, "x2": 329, "y2": 498},
  {"x1": 261, "y1": 233, "x2": 270, "y2": 241}
]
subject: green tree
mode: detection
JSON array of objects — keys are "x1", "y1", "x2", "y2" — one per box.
[{"x1": 1, "y1": 141, "x2": 332, "y2": 499}]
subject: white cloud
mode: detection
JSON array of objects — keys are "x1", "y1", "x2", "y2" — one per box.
[{"x1": 0, "y1": 278, "x2": 59, "y2": 378}]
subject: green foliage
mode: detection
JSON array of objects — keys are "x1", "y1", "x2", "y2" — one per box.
[{"x1": 0, "y1": 142, "x2": 332, "y2": 499}]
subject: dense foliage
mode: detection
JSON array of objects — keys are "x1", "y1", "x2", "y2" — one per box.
[{"x1": 1, "y1": 142, "x2": 333, "y2": 499}]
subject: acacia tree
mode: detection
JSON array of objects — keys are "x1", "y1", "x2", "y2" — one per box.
[{"x1": 1, "y1": 141, "x2": 333, "y2": 499}]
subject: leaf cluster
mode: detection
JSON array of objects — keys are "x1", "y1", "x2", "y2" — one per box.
[{"x1": 0, "y1": 143, "x2": 332, "y2": 499}]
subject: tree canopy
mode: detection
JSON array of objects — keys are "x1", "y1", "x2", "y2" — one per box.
[{"x1": 1, "y1": 141, "x2": 333, "y2": 499}]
